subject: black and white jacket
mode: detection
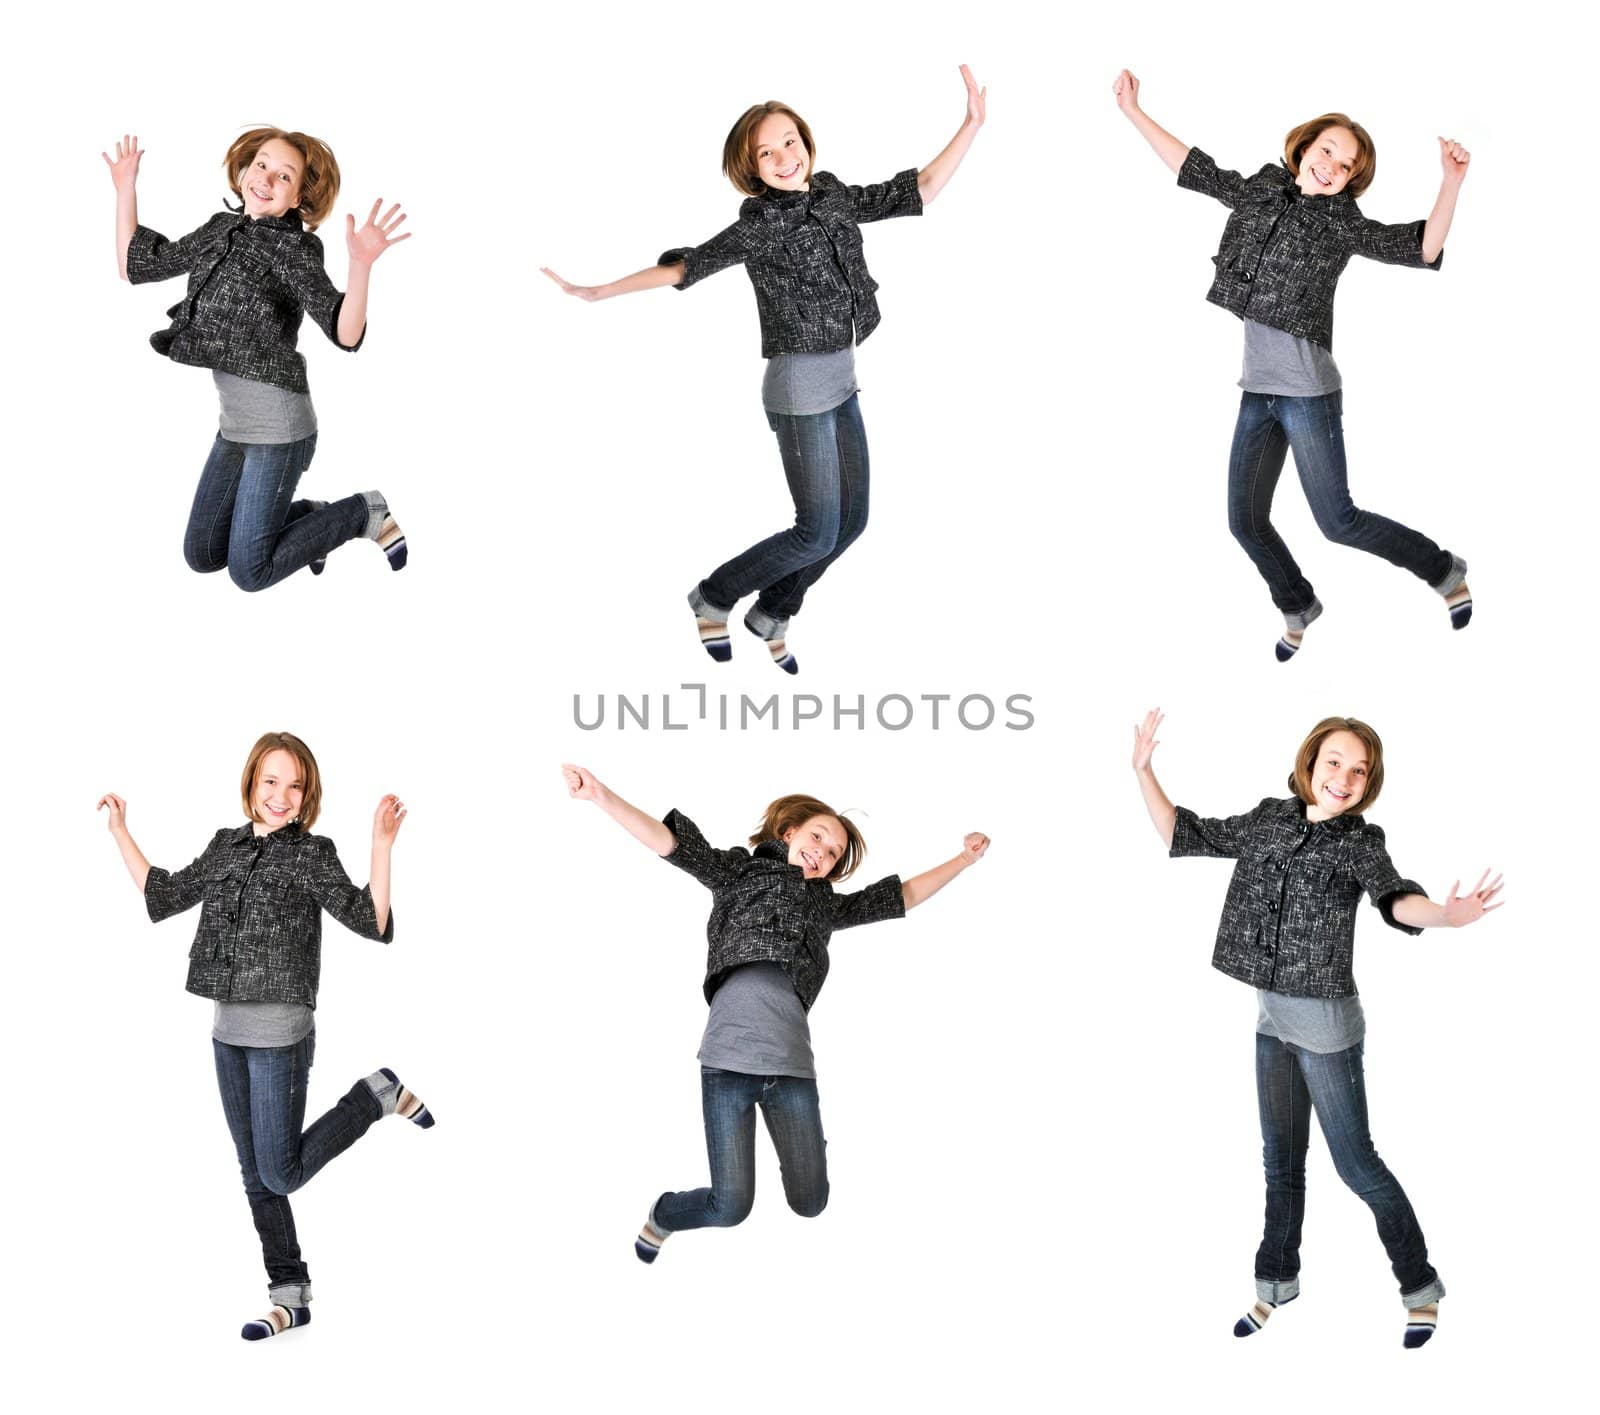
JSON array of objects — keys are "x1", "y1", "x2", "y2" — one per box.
[
  {"x1": 126, "y1": 211, "x2": 362, "y2": 394},
  {"x1": 1177, "y1": 148, "x2": 1440, "y2": 352},
  {"x1": 662, "y1": 809, "x2": 905, "y2": 1012},
  {"x1": 658, "y1": 169, "x2": 923, "y2": 357},
  {"x1": 145, "y1": 823, "x2": 392, "y2": 1006},
  {"x1": 1170, "y1": 796, "x2": 1426, "y2": 999}
]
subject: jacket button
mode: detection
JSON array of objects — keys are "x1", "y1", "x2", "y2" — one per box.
[
  {"x1": 225, "y1": 912, "x2": 236, "y2": 923},
  {"x1": 1241, "y1": 271, "x2": 1253, "y2": 282},
  {"x1": 1266, "y1": 901, "x2": 1278, "y2": 913}
]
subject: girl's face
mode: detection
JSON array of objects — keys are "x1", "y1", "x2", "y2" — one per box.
[
  {"x1": 753, "y1": 113, "x2": 810, "y2": 192},
  {"x1": 783, "y1": 813, "x2": 846, "y2": 879},
  {"x1": 251, "y1": 748, "x2": 306, "y2": 833},
  {"x1": 1305, "y1": 730, "x2": 1370, "y2": 820},
  {"x1": 1295, "y1": 126, "x2": 1359, "y2": 197},
  {"x1": 240, "y1": 138, "x2": 304, "y2": 219}
]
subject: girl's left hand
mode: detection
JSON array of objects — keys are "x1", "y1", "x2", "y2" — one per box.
[
  {"x1": 961, "y1": 832, "x2": 990, "y2": 865},
  {"x1": 1441, "y1": 867, "x2": 1503, "y2": 926},
  {"x1": 1438, "y1": 137, "x2": 1471, "y2": 186},
  {"x1": 372, "y1": 793, "x2": 407, "y2": 847},
  {"x1": 541, "y1": 268, "x2": 605, "y2": 302},
  {"x1": 959, "y1": 63, "x2": 987, "y2": 130},
  {"x1": 347, "y1": 200, "x2": 411, "y2": 266}
]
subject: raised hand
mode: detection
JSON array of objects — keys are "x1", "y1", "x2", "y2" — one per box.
[
  {"x1": 959, "y1": 63, "x2": 987, "y2": 129},
  {"x1": 1440, "y1": 868, "x2": 1503, "y2": 927},
  {"x1": 1113, "y1": 69, "x2": 1142, "y2": 116},
  {"x1": 541, "y1": 267, "x2": 605, "y2": 302},
  {"x1": 346, "y1": 200, "x2": 410, "y2": 267},
  {"x1": 101, "y1": 134, "x2": 144, "y2": 190},
  {"x1": 97, "y1": 793, "x2": 129, "y2": 831},
  {"x1": 1132, "y1": 708, "x2": 1164, "y2": 772},
  {"x1": 1438, "y1": 137, "x2": 1471, "y2": 186},
  {"x1": 372, "y1": 793, "x2": 408, "y2": 847},
  {"x1": 961, "y1": 831, "x2": 990, "y2": 865},
  {"x1": 563, "y1": 764, "x2": 602, "y2": 801}
]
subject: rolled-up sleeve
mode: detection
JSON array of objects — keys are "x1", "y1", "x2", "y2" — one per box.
[
  {"x1": 1176, "y1": 148, "x2": 1248, "y2": 210},
  {"x1": 1170, "y1": 800, "x2": 1271, "y2": 859},
  {"x1": 126, "y1": 215, "x2": 227, "y2": 284},
  {"x1": 847, "y1": 168, "x2": 923, "y2": 224},
  {"x1": 1351, "y1": 215, "x2": 1441, "y2": 270},
  {"x1": 659, "y1": 201, "x2": 777, "y2": 290},
  {"x1": 661, "y1": 809, "x2": 747, "y2": 889},
  {"x1": 278, "y1": 233, "x2": 363, "y2": 350},
  {"x1": 829, "y1": 874, "x2": 906, "y2": 931},
  {"x1": 144, "y1": 831, "x2": 225, "y2": 922},
  {"x1": 303, "y1": 836, "x2": 391, "y2": 942},
  {"x1": 1348, "y1": 825, "x2": 1427, "y2": 934}
]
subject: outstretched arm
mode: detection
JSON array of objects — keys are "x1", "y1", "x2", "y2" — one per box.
[
  {"x1": 1390, "y1": 868, "x2": 1502, "y2": 929},
  {"x1": 1420, "y1": 138, "x2": 1470, "y2": 264},
  {"x1": 541, "y1": 263, "x2": 686, "y2": 303},
  {"x1": 917, "y1": 64, "x2": 987, "y2": 204},
  {"x1": 101, "y1": 135, "x2": 143, "y2": 281},
  {"x1": 98, "y1": 793, "x2": 151, "y2": 891},
  {"x1": 368, "y1": 793, "x2": 406, "y2": 936},
  {"x1": 339, "y1": 200, "x2": 410, "y2": 346},
  {"x1": 1112, "y1": 70, "x2": 1190, "y2": 175},
  {"x1": 901, "y1": 832, "x2": 989, "y2": 910},
  {"x1": 563, "y1": 765, "x2": 676, "y2": 855},
  {"x1": 1132, "y1": 708, "x2": 1177, "y2": 848}
]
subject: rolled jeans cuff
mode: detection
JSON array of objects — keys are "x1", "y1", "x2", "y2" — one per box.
[
  {"x1": 1401, "y1": 1278, "x2": 1445, "y2": 1309},
  {"x1": 1255, "y1": 1276, "x2": 1300, "y2": 1305},
  {"x1": 1431, "y1": 553, "x2": 1468, "y2": 597},
  {"x1": 742, "y1": 605, "x2": 789, "y2": 641},
  {"x1": 269, "y1": 1281, "x2": 313, "y2": 1307},
  {"x1": 363, "y1": 1069, "x2": 398, "y2": 1117},
  {"x1": 687, "y1": 584, "x2": 734, "y2": 622}
]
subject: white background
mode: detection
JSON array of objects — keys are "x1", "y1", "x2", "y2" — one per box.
[{"x1": 3, "y1": 1, "x2": 1592, "y2": 1411}]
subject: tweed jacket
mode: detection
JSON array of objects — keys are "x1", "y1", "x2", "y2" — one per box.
[
  {"x1": 126, "y1": 211, "x2": 362, "y2": 394},
  {"x1": 662, "y1": 809, "x2": 905, "y2": 1012},
  {"x1": 1170, "y1": 796, "x2": 1427, "y2": 999},
  {"x1": 658, "y1": 168, "x2": 923, "y2": 357},
  {"x1": 1177, "y1": 148, "x2": 1440, "y2": 352},
  {"x1": 145, "y1": 823, "x2": 392, "y2": 1006}
]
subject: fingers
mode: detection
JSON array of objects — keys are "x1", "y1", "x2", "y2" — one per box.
[
  {"x1": 367, "y1": 197, "x2": 382, "y2": 224},
  {"x1": 1445, "y1": 879, "x2": 1461, "y2": 903}
]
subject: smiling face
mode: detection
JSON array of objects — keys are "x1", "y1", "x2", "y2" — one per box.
[
  {"x1": 1305, "y1": 730, "x2": 1371, "y2": 820},
  {"x1": 752, "y1": 112, "x2": 810, "y2": 192},
  {"x1": 1295, "y1": 125, "x2": 1359, "y2": 197},
  {"x1": 783, "y1": 813, "x2": 846, "y2": 879},
  {"x1": 239, "y1": 138, "x2": 304, "y2": 219},
  {"x1": 251, "y1": 748, "x2": 307, "y2": 833}
]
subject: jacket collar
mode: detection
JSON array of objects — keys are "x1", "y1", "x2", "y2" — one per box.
[
  {"x1": 1275, "y1": 795, "x2": 1363, "y2": 834},
  {"x1": 229, "y1": 821, "x2": 300, "y2": 846},
  {"x1": 222, "y1": 204, "x2": 307, "y2": 233},
  {"x1": 1268, "y1": 161, "x2": 1358, "y2": 223}
]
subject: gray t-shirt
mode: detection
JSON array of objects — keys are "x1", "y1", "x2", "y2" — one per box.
[
  {"x1": 1255, "y1": 989, "x2": 1365, "y2": 1054},
  {"x1": 698, "y1": 962, "x2": 815, "y2": 1078},
  {"x1": 761, "y1": 347, "x2": 858, "y2": 416},
  {"x1": 1239, "y1": 320, "x2": 1342, "y2": 397},
  {"x1": 214, "y1": 371, "x2": 318, "y2": 444},
  {"x1": 212, "y1": 999, "x2": 316, "y2": 1048}
]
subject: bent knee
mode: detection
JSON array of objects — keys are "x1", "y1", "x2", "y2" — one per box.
[
  {"x1": 1314, "y1": 506, "x2": 1366, "y2": 544},
  {"x1": 226, "y1": 562, "x2": 274, "y2": 594},
  {"x1": 184, "y1": 546, "x2": 226, "y2": 575},
  {"x1": 256, "y1": 1167, "x2": 299, "y2": 1197},
  {"x1": 787, "y1": 1187, "x2": 829, "y2": 1219},
  {"x1": 710, "y1": 1190, "x2": 755, "y2": 1228}
]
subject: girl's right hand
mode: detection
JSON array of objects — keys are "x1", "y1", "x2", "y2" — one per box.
[
  {"x1": 562, "y1": 764, "x2": 603, "y2": 802},
  {"x1": 97, "y1": 793, "x2": 128, "y2": 831},
  {"x1": 1113, "y1": 70, "x2": 1142, "y2": 116},
  {"x1": 1132, "y1": 708, "x2": 1164, "y2": 771},
  {"x1": 101, "y1": 135, "x2": 143, "y2": 190},
  {"x1": 541, "y1": 268, "x2": 604, "y2": 302}
]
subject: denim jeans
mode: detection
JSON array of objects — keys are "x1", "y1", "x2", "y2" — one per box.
[
  {"x1": 212, "y1": 1035, "x2": 382, "y2": 1301},
  {"x1": 185, "y1": 433, "x2": 369, "y2": 593},
  {"x1": 695, "y1": 393, "x2": 870, "y2": 629},
  {"x1": 1226, "y1": 391, "x2": 1454, "y2": 614},
  {"x1": 1253, "y1": 1033, "x2": 1444, "y2": 1307},
  {"x1": 652, "y1": 1067, "x2": 829, "y2": 1232}
]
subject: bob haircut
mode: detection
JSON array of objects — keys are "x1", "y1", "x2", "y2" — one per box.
[
  {"x1": 722, "y1": 102, "x2": 815, "y2": 197},
  {"x1": 222, "y1": 127, "x2": 342, "y2": 231},
  {"x1": 240, "y1": 731, "x2": 323, "y2": 832},
  {"x1": 751, "y1": 793, "x2": 864, "y2": 881},
  {"x1": 1288, "y1": 716, "x2": 1386, "y2": 816},
  {"x1": 1283, "y1": 113, "x2": 1377, "y2": 199}
]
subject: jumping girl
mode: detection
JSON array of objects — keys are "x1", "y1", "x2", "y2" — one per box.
[
  {"x1": 562, "y1": 764, "x2": 988, "y2": 1259},
  {"x1": 543, "y1": 65, "x2": 986, "y2": 672},
  {"x1": 102, "y1": 130, "x2": 409, "y2": 590},
  {"x1": 1130, "y1": 708, "x2": 1503, "y2": 1348},
  {"x1": 1112, "y1": 72, "x2": 1473, "y2": 660},
  {"x1": 98, "y1": 732, "x2": 433, "y2": 1341}
]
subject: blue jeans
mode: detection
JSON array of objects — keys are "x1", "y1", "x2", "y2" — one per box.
[
  {"x1": 652, "y1": 1067, "x2": 829, "y2": 1232},
  {"x1": 695, "y1": 393, "x2": 870, "y2": 628},
  {"x1": 1254, "y1": 1033, "x2": 1444, "y2": 1306},
  {"x1": 185, "y1": 433, "x2": 369, "y2": 592},
  {"x1": 1226, "y1": 391, "x2": 1454, "y2": 614},
  {"x1": 212, "y1": 1035, "x2": 382, "y2": 1300}
]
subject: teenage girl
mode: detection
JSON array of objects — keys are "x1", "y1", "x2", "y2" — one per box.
[
  {"x1": 543, "y1": 66, "x2": 986, "y2": 672},
  {"x1": 562, "y1": 764, "x2": 988, "y2": 1260},
  {"x1": 103, "y1": 129, "x2": 410, "y2": 590},
  {"x1": 1131, "y1": 708, "x2": 1503, "y2": 1347},
  {"x1": 99, "y1": 732, "x2": 433, "y2": 1341},
  {"x1": 1113, "y1": 72, "x2": 1473, "y2": 660}
]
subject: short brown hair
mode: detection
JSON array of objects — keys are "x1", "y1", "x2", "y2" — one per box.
[
  {"x1": 240, "y1": 731, "x2": 323, "y2": 831},
  {"x1": 722, "y1": 102, "x2": 815, "y2": 197},
  {"x1": 1283, "y1": 113, "x2": 1376, "y2": 199},
  {"x1": 1288, "y1": 716, "x2": 1386, "y2": 815},
  {"x1": 222, "y1": 127, "x2": 342, "y2": 231},
  {"x1": 751, "y1": 793, "x2": 864, "y2": 881}
]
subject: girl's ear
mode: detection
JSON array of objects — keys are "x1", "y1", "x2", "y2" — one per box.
[{"x1": 781, "y1": 825, "x2": 795, "y2": 843}]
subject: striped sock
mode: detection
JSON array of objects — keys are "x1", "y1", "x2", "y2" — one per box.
[
  {"x1": 1276, "y1": 597, "x2": 1324, "y2": 662},
  {"x1": 696, "y1": 613, "x2": 731, "y2": 663},
  {"x1": 1234, "y1": 1292, "x2": 1294, "y2": 1337},
  {"x1": 1403, "y1": 1303, "x2": 1439, "y2": 1349},
  {"x1": 363, "y1": 492, "x2": 407, "y2": 571},
  {"x1": 744, "y1": 614, "x2": 797, "y2": 675},
  {"x1": 241, "y1": 1304, "x2": 309, "y2": 1341},
  {"x1": 635, "y1": 1207, "x2": 670, "y2": 1265},
  {"x1": 377, "y1": 1067, "x2": 435, "y2": 1128},
  {"x1": 1435, "y1": 554, "x2": 1471, "y2": 630}
]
